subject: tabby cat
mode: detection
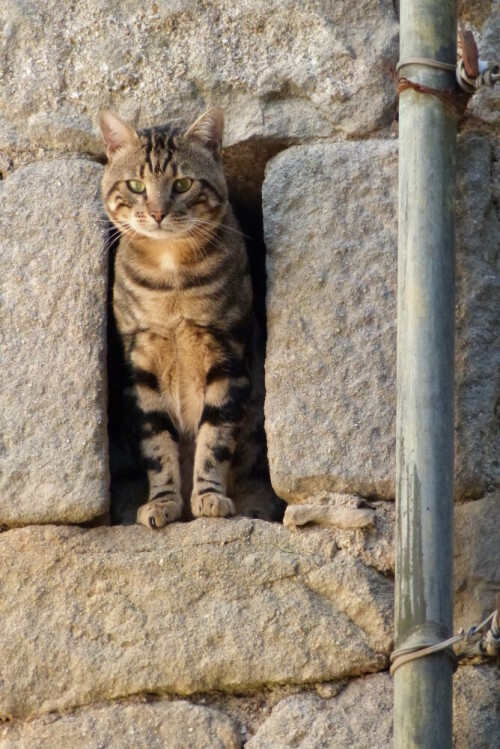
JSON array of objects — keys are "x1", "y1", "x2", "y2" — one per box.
[{"x1": 99, "y1": 107, "x2": 284, "y2": 529}]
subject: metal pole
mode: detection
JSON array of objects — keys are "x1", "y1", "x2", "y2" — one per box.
[{"x1": 395, "y1": 1, "x2": 456, "y2": 748}]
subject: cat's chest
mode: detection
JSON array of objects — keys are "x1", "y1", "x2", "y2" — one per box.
[
  {"x1": 139, "y1": 289, "x2": 184, "y2": 331},
  {"x1": 133, "y1": 287, "x2": 218, "y2": 335},
  {"x1": 114, "y1": 252, "x2": 223, "y2": 335},
  {"x1": 131, "y1": 321, "x2": 221, "y2": 435}
]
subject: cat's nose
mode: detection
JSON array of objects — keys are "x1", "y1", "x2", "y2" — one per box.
[{"x1": 150, "y1": 211, "x2": 165, "y2": 224}]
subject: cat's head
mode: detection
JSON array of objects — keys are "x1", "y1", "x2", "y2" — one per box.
[{"x1": 98, "y1": 108, "x2": 228, "y2": 243}]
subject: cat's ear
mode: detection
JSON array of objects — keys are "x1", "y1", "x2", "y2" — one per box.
[
  {"x1": 184, "y1": 108, "x2": 224, "y2": 158},
  {"x1": 98, "y1": 110, "x2": 138, "y2": 156}
]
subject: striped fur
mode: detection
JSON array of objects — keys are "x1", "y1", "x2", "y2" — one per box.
[{"x1": 99, "y1": 108, "x2": 284, "y2": 528}]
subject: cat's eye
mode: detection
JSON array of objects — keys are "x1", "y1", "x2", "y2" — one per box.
[
  {"x1": 127, "y1": 180, "x2": 146, "y2": 194},
  {"x1": 173, "y1": 177, "x2": 193, "y2": 193}
]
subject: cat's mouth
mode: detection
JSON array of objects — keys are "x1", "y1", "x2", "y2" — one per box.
[
  {"x1": 128, "y1": 216, "x2": 218, "y2": 245},
  {"x1": 142, "y1": 223, "x2": 195, "y2": 241},
  {"x1": 144, "y1": 223, "x2": 182, "y2": 237},
  {"x1": 117, "y1": 217, "x2": 187, "y2": 241}
]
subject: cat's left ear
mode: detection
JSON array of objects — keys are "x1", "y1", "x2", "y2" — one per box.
[
  {"x1": 184, "y1": 107, "x2": 224, "y2": 158},
  {"x1": 98, "y1": 110, "x2": 139, "y2": 157}
]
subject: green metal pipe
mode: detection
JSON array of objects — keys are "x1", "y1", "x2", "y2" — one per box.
[{"x1": 395, "y1": 2, "x2": 457, "y2": 748}]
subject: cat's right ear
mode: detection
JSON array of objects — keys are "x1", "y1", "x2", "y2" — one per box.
[
  {"x1": 98, "y1": 110, "x2": 138, "y2": 157},
  {"x1": 184, "y1": 108, "x2": 224, "y2": 158}
]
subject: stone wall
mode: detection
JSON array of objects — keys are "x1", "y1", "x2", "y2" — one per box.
[{"x1": 0, "y1": 1, "x2": 498, "y2": 746}]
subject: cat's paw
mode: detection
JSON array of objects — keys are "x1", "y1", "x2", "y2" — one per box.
[
  {"x1": 137, "y1": 499, "x2": 182, "y2": 529},
  {"x1": 191, "y1": 493, "x2": 235, "y2": 518}
]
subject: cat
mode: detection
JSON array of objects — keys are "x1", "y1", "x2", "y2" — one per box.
[{"x1": 99, "y1": 107, "x2": 285, "y2": 529}]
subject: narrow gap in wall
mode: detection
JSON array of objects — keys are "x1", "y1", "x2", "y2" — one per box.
[
  {"x1": 106, "y1": 138, "x2": 291, "y2": 525},
  {"x1": 223, "y1": 138, "x2": 293, "y2": 337},
  {"x1": 106, "y1": 227, "x2": 149, "y2": 525}
]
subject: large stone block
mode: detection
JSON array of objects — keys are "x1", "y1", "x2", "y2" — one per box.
[
  {"x1": 0, "y1": 519, "x2": 392, "y2": 719},
  {"x1": 0, "y1": 701, "x2": 242, "y2": 749},
  {"x1": 263, "y1": 134, "x2": 499, "y2": 502},
  {"x1": 0, "y1": 159, "x2": 108, "y2": 524},
  {"x1": 264, "y1": 140, "x2": 399, "y2": 501},
  {"x1": 247, "y1": 673, "x2": 393, "y2": 749},
  {"x1": 0, "y1": 0, "x2": 398, "y2": 167},
  {"x1": 246, "y1": 666, "x2": 499, "y2": 748}
]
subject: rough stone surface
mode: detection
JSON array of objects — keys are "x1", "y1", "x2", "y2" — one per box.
[
  {"x1": 284, "y1": 504, "x2": 376, "y2": 530},
  {"x1": 246, "y1": 666, "x2": 499, "y2": 748},
  {"x1": 306, "y1": 554, "x2": 394, "y2": 654},
  {"x1": 453, "y1": 665, "x2": 500, "y2": 749},
  {"x1": 0, "y1": 700, "x2": 242, "y2": 749},
  {"x1": 465, "y1": 1, "x2": 500, "y2": 125},
  {"x1": 0, "y1": 159, "x2": 108, "y2": 525},
  {"x1": 325, "y1": 494, "x2": 500, "y2": 599},
  {"x1": 330, "y1": 497, "x2": 396, "y2": 575},
  {"x1": 0, "y1": 0, "x2": 398, "y2": 171},
  {"x1": 455, "y1": 134, "x2": 500, "y2": 499},
  {"x1": 317, "y1": 493, "x2": 499, "y2": 629},
  {"x1": 307, "y1": 492, "x2": 498, "y2": 638},
  {"x1": 0, "y1": 519, "x2": 392, "y2": 719},
  {"x1": 264, "y1": 140, "x2": 399, "y2": 501},
  {"x1": 264, "y1": 134, "x2": 499, "y2": 502},
  {"x1": 285, "y1": 493, "x2": 396, "y2": 575},
  {"x1": 458, "y1": 0, "x2": 496, "y2": 28},
  {"x1": 1, "y1": 666, "x2": 496, "y2": 748},
  {"x1": 454, "y1": 494, "x2": 500, "y2": 632},
  {"x1": 246, "y1": 673, "x2": 393, "y2": 748}
]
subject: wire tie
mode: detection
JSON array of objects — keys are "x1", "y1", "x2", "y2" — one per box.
[
  {"x1": 390, "y1": 610, "x2": 498, "y2": 676},
  {"x1": 396, "y1": 58, "x2": 456, "y2": 73}
]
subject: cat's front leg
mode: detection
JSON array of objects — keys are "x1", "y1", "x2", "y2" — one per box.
[
  {"x1": 130, "y1": 365, "x2": 183, "y2": 529},
  {"x1": 191, "y1": 373, "x2": 250, "y2": 518}
]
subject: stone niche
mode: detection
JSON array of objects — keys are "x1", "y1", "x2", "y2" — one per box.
[{"x1": 0, "y1": 1, "x2": 499, "y2": 747}]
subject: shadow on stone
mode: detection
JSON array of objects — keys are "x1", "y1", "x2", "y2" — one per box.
[{"x1": 106, "y1": 225, "x2": 148, "y2": 525}]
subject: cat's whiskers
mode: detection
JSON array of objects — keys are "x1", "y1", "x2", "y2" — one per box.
[
  {"x1": 202, "y1": 204, "x2": 251, "y2": 238},
  {"x1": 188, "y1": 224, "x2": 229, "y2": 256},
  {"x1": 102, "y1": 224, "x2": 122, "y2": 236},
  {"x1": 187, "y1": 230, "x2": 222, "y2": 259},
  {"x1": 190, "y1": 216, "x2": 250, "y2": 240},
  {"x1": 103, "y1": 229, "x2": 124, "y2": 249},
  {"x1": 116, "y1": 218, "x2": 141, "y2": 244},
  {"x1": 183, "y1": 226, "x2": 209, "y2": 264},
  {"x1": 184, "y1": 217, "x2": 227, "y2": 247},
  {"x1": 161, "y1": 217, "x2": 217, "y2": 260},
  {"x1": 108, "y1": 228, "x2": 122, "y2": 238},
  {"x1": 186, "y1": 234, "x2": 205, "y2": 266}
]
